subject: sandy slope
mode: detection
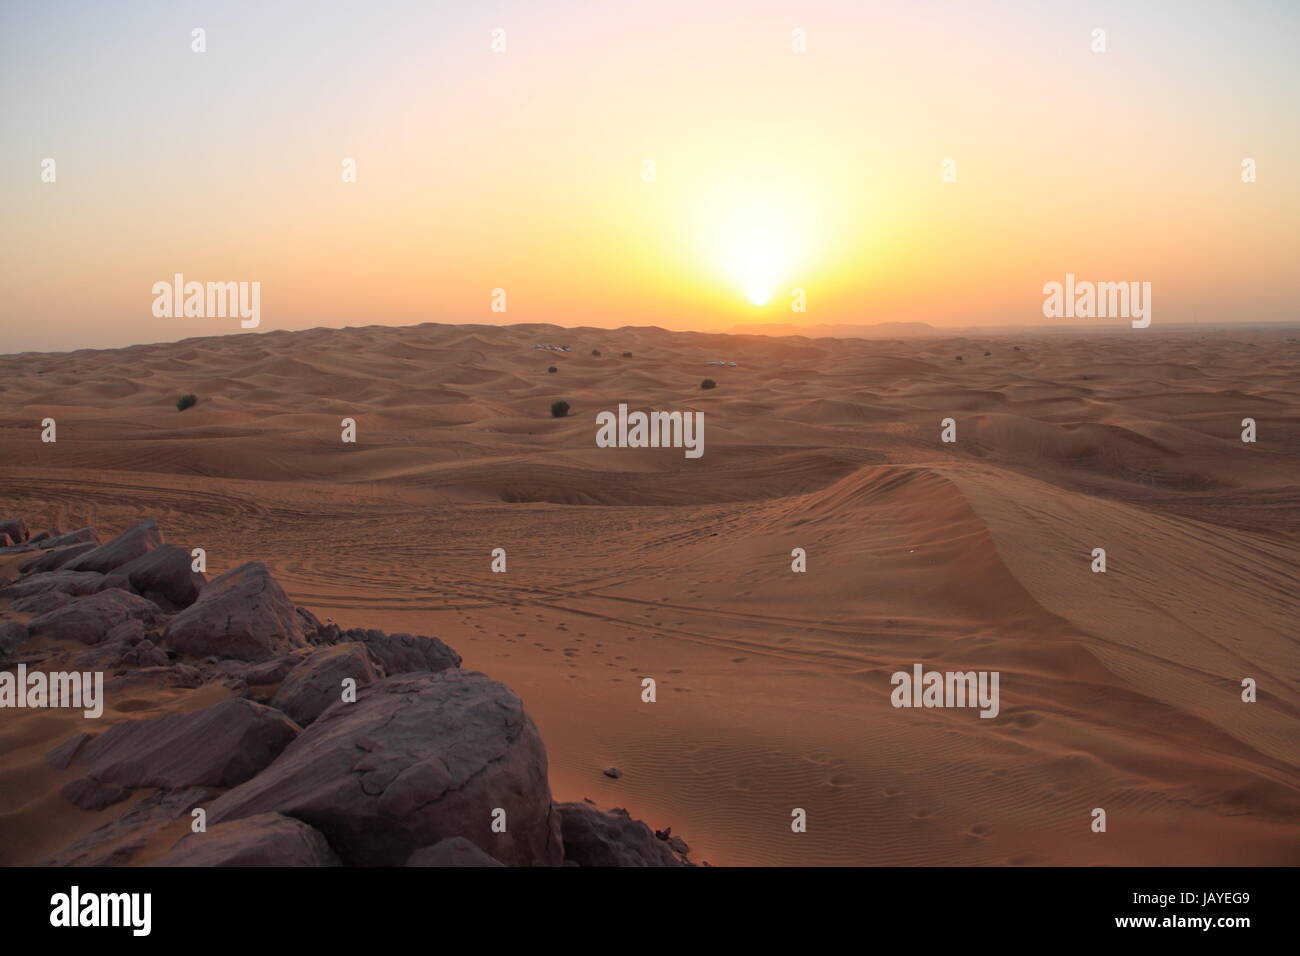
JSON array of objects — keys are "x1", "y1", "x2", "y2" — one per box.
[{"x1": 1, "y1": 321, "x2": 1298, "y2": 866}]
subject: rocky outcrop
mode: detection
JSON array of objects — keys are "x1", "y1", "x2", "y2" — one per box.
[
  {"x1": 1, "y1": 570, "x2": 106, "y2": 600},
  {"x1": 63, "y1": 518, "x2": 162, "y2": 574},
  {"x1": 158, "y1": 813, "x2": 341, "y2": 867},
  {"x1": 67, "y1": 697, "x2": 299, "y2": 790},
  {"x1": 2, "y1": 513, "x2": 685, "y2": 869},
  {"x1": 162, "y1": 562, "x2": 306, "y2": 662},
  {"x1": 312, "y1": 626, "x2": 461, "y2": 676},
  {"x1": 100, "y1": 543, "x2": 205, "y2": 610},
  {"x1": 19, "y1": 541, "x2": 97, "y2": 574},
  {"x1": 209, "y1": 671, "x2": 562, "y2": 867},
  {"x1": 27, "y1": 588, "x2": 162, "y2": 645},
  {"x1": 558, "y1": 803, "x2": 690, "y2": 867},
  {"x1": 269, "y1": 642, "x2": 378, "y2": 726}
]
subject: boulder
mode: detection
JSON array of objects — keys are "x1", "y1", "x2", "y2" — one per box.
[
  {"x1": 239, "y1": 655, "x2": 300, "y2": 685},
  {"x1": 71, "y1": 697, "x2": 299, "y2": 789},
  {"x1": 0, "y1": 570, "x2": 106, "y2": 600},
  {"x1": 19, "y1": 542, "x2": 97, "y2": 574},
  {"x1": 162, "y1": 562, "x2": 306, "y2": 662},
  {"x1": 61, "y1": 776, "x2": 132, "y2": 811},
  {"x1": 209, "y1": 671, "x2": 562, "y2": 867},
  {"x1": 27, "y1": 588, "x2": 161, "y2": 645},
  {"x1": 0, "y1": 620, "x2": 28, "y2": 657},
  {"x1": 0, "y1": 517, "x2": 30, "y2": 544},
  {"x1": 557, "y1": 803, "x2": 689, "y2": 867},
  {"x1": 63, "y1": 518, "x2": 162, "y2": 574},
  {"x1": 46, "y1": 731, "x2": 92, "y2": 770},
  {"x1": 406, "y1": 837, "x2": 503, "y2": 867},
  {"x1": 158, "y1": 813, "x2": 341, "y2": 867},
  {"x1": 7, "y1": 590, "x2": 74, "y2": 616},
  {"x1": 270, "y1": 642, "x2": 378, "y2": 727},
  {"x1": 100, "y1": 544, "x2": 205, "y2": 609},
  {"x1": 45, "y1": 527, "x2": 99, "y2": 549}
]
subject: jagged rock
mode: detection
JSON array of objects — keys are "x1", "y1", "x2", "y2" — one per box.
[
  {"x1": 0, "y1": 517, "x2": 30, "y2": 544},
  {"x1": 45, "y1": 527, "x2": 99, "y2": 549},
  {"x1": 70, "y1": 697, "x2": 299, "y2": 790},
  {"x1": 63, "y1": 518, "x2": 162, "y2": 574},
  {"x1": 62, "y1": 776, "x2": 132, "y2": 811},
  {"x1": 27, "y1": 587, "x2": 161, "y2": 647},
  {"x1": 7, "y1": 590, "x2": 73, "y2": 616},
  {"x1": 603, "y1": 767, "x2": 621, "y2": 779},
  {"x1": 42, "y1": 787, "x2": 220, "y2": 866},
  {"x1": 326, "y1": 627, "x2": 461, "y2": 676},
  {"x1": 19, "y1": 542, "x2": 97, "y2": 574},
  {"x1": 0, "y1": 620, "x2": 28, "y2": 656},
  {"x1": 209, "y1": 671, "x2": 562, "y2": 867},
  {"x1": 557, "y1": 803, "x2": 689, "y2": 867},
  {"x1": 270, "y1": 642, "x2": 378, "y2": 727},
  {"x1": 0, "y1": 570, "x2": 106, "y2": 600},
  {"x1": 27, "y1": 588, "x2": 161, "y2": 645},
  {"x1": 406, "y1": 837, "x2": 503, "y2": 867},
  {"x1": 162, "y1": 562, "x2": 306, "y2": 662},
  {"x1": 158, "y1": 813, "x2": 341, "y2": 867},
  {"x1": 46, "y1": 732, "x2": 92, "y2": 770},
  {"x1": 100, "y1": 544, "x2": 205, "y2": 610}
]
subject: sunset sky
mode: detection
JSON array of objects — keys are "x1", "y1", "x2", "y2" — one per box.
[{"x1": 2, "y1": 0, "x2": 1297, "y2": 352}]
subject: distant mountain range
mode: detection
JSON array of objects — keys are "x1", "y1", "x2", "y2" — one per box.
[{"x1": 725, "y1": 321, "x2": 939, "y2": 339}]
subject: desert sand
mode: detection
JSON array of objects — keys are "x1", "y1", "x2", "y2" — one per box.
[{"x1": 2, "y1": 321, "x2": 1298, "y2": 866}]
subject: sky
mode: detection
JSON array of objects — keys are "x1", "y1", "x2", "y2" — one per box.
[{"x1": 1, "y1": 0, "x2": 1297, "y2": 352}]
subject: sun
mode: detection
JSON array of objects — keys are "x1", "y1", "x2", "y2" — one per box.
[{"x1": 694, "y1": 177, "x2": 817, "y2": 310}]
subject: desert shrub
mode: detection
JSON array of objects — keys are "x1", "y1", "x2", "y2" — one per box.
[
  {"x1": 622, "y1": 351, "x2": 632, "y2": 357},
  {"x1": 701, "y1": 378, "x2": 717, "y2": 389},
  {"x1": 591, "y1": 349, "x2": 601, "y2": 356},
  {"x1": 547, "y1": 366, "x2": 557, "y2": 373},
  {"x1": 551, "y1": 400, "x2": 570, "y2": 418},
  {"x1": 176, "y1": 394, "x2": 197, "y2": 411},
  {"x1": 955, "y1": 356, "x2": 963, "y2": 361}
]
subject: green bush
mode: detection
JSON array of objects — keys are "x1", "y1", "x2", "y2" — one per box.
[
  {"x1": 176, "y1": 394, "x2": 197, "y2": 411},
  {"x1": 701, "y1": 378, "x2": 717, "y2": 389},
  {"x1": 551, "y1": 400, "x2": 570, "y2": 418}
]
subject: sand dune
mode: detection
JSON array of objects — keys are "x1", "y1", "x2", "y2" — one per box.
[{"x1": 1, "y1": 321, "x2": 1298, "y2": 865}]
